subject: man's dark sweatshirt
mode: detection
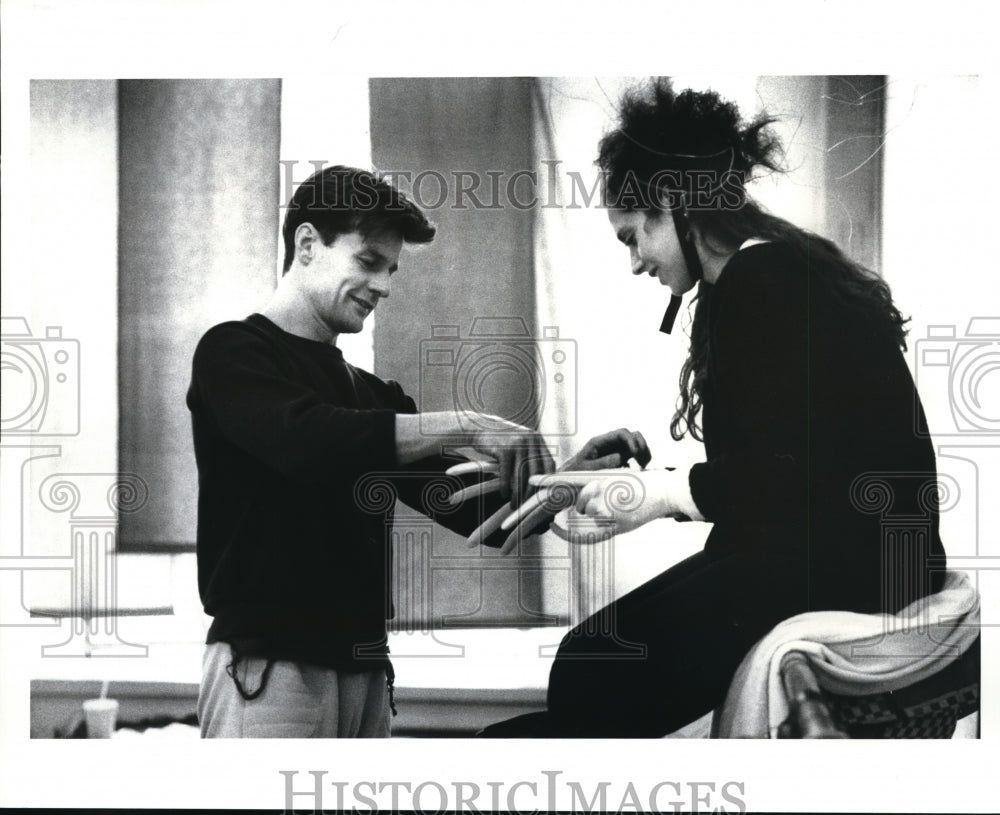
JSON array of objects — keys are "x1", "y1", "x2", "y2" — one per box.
[{"x1": 187, "y1": 313, "x2": 501, "y2": 670}]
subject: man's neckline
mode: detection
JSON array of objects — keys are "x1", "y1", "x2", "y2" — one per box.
[{"x1": 248, "y1": 313, "x2": 345, "y2": 356}]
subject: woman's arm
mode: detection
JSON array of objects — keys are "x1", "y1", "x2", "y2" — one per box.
[{"x1": 689, "y1": 252, "x2": 810, "y2": 523}]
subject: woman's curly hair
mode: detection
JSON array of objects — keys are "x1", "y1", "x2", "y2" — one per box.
[{"x1": 597, "y1": 78, "x2": 909, "y2": 441}]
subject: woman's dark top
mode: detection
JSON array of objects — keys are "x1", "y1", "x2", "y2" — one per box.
[{"x1": 687, "y1": 242, "x2": 946, "y2": 613}]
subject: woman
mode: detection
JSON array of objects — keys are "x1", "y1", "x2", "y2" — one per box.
[{"x1": 492, "y1": 78, "x2": 947, "y2": 737}]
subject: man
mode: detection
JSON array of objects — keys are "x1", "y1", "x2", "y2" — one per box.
[{"x1": 187, "y1": 166, "x2": 553, "y2": 737}]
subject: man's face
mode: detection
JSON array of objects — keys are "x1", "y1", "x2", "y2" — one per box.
[{"x1": 300, "y1": 229, "x2": 403, "y2": 336}]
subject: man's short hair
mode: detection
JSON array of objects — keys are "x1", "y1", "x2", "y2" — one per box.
[{"x1": 281, "y1": 165, "x2": 436, "y2": 273}]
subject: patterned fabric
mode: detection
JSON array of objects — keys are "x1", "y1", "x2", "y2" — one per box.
[
  {"x1": 777, "y1": 637, "x2": 980, "y2": 739},
  {"x1": 830, "y1": 682, "x2": 979, "y2": 738},
  {"x1": 715, "y1": 571, "x2": 980, "y2": 738}
]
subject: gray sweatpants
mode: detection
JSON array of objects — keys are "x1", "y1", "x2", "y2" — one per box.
[{"x1": 198, "y1": 642, "x2": 391, "y2": 738}]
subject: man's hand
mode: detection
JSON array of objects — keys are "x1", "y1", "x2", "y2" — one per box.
[
  {"x1": 396, "y1": 412, "x2": 553, "y2": 508},
  {"x1": 471, "y1": 416, "x2": 555, "y2": 509},
  {"x1": 459, "y1": 427, "x2": 654, "y2": 554}
]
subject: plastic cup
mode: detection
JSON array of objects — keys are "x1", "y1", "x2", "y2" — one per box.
[{"x1": 83, "y1": 698, "x2": 119, "y2": 738}]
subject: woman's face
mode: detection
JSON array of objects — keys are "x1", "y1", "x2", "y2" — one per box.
[{"x1": 607, "y1": 207, "x2": 696, "y2": 296}]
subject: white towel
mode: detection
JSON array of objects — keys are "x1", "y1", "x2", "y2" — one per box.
[{"x1": 714, "y1": 570, "x2": 981, "y2": 738}]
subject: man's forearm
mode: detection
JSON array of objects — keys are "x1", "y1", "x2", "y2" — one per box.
[{"x1": 395, "y1": 412, "x2": 477, "y2": 465}]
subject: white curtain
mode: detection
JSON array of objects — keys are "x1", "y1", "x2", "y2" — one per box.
[{"x1": 531, "y1": 77, "x2": 707, "y2": 614}]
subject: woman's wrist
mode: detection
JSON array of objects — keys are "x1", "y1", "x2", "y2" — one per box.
[{"x1": 656, "y1": 467, "x2": 705, "y2": 521}]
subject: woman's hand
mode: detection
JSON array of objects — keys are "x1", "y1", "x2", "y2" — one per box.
[
  {"x1": 468, "y1": 428, "x2": 654, "y2": 553},
  {"x1": 572, "y1": 468, "x2": 689, "y2": 534},
  {"x1": 561, "y1": 427, "x2": 652, "y2": 472}
]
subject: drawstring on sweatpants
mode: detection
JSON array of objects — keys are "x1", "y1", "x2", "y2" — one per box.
[
  {"x1": 225, "y1": 643, "x2": 397, "y2": 716},
  {"x1": 226, "y1": 647, "x2": 275, "y2": 701},
  {"x1": 386, "y1": 659, "x2": 397, "y2": 717}
]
